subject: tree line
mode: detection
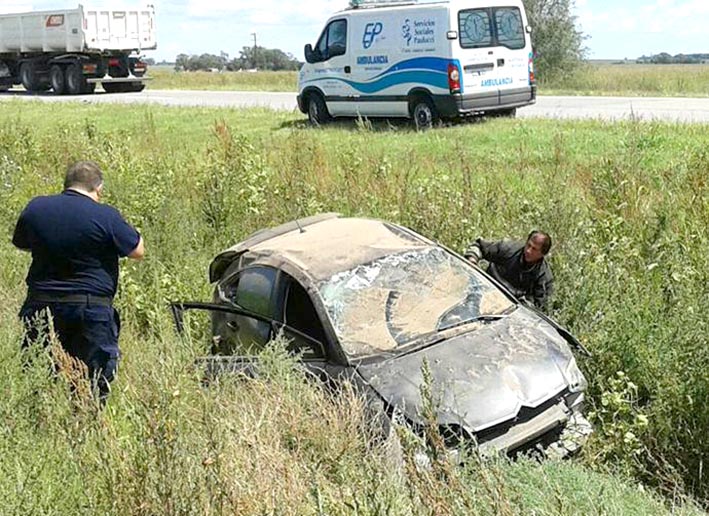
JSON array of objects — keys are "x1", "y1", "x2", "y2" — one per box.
[
  {"x1": 172, "y1": 1, "x2": 586, "y2": 79},
  {"x1": 637, "y1": 53, "x2": 709, "y2": 64},
  {"x1": 174, "y1": 47, "x2": 300, "y2": 72}
]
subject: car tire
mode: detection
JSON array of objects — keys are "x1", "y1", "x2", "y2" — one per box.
[
  {"x1": 49, "y1": 65, "x2": 66, "y2": 95},
  {"x1": 410, "y1": 96, "x2": 438, "y2": 130},
  {"x1": 307, "y1": 94, "x2": 331, "y2": 126}
]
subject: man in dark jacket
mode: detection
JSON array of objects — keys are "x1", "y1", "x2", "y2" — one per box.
[
  {"x1": 13, "y1": 161, "x2": 144, "y2": 401},
  {"x1": 465, "y1": 231, "x2": 553, "y2": 309}
]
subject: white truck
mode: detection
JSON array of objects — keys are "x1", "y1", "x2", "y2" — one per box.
[
  {"x1": 0, "y1": 4, "x2": 156, "y2": 95},
  {"x1": 297, "y1": 0, "x2": 536, "y2": 128}
]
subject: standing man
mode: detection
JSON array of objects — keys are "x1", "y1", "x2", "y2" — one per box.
[
  {"x1": 465, "y1": 231, "x2": 554, "y2": 309},
  {"x1": 13, "y1": 161, "x2": 144, "y2": 401}
]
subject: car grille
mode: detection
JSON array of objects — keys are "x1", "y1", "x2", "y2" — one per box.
[{"x1": 473, "y1": 388, "x2": 570, "y2": 455}]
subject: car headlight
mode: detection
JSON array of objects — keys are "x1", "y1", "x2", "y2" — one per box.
[{"x1": 565, "y1": 358, "x2": 588, "y2": 394}]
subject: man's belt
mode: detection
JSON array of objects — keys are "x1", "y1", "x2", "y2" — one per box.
[{"x1": 28, "y1": 293, "x2": 113, "y2": 307}]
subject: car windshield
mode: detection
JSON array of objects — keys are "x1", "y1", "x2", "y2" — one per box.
[{"x1": 318, "y1": 247, "x2": 513, "y2": 358}]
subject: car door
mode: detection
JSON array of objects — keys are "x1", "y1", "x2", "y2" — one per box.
[{"x1": 213, "y1": 265, "x2": 279, "y2": 355}]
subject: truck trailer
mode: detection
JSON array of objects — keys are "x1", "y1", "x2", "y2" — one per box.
[{"x1": 0, "y1": 4, "x2": 156, "y2": 95}]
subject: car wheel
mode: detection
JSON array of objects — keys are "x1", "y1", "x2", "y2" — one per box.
[
  {"x1": 49, "y1": 65, "x2": 66, "y2": 95},
  {"x1": 410, "y1": 96, "x2": 438, "y2": 130},
  {"x1": 307, "y1": 94, "x2": 330, "y2": 126}
]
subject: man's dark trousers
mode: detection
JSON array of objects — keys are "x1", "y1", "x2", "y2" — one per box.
[{"x1": 20, "y1": 296, "x2": 120, "y2": 401}]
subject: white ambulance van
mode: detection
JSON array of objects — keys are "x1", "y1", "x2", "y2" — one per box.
[{"x1": 297, "y1": 0, "x2": 535, "y2": 128}]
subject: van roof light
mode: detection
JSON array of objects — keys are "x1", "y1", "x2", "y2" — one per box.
[{"x1": 348, "y1": 0, "x2": 443, "y2": 9}]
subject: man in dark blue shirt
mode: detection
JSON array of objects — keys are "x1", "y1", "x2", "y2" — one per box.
[{"x1": 13, "y1": 160, "x2": 144, "y2": 401}]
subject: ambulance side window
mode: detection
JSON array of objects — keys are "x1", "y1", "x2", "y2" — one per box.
[
  {"x1": 328, "y1": 19, "x2": 347, "y2": 58},
  {"x1": 315, "y1": 19, "x2": 347, "y2": 61}
]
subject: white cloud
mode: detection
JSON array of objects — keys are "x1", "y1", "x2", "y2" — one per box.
[
  {"x1": 0, "y1": 2, "x2": 33, "y2": 14},
  {"x1": 184, "y1": 0, "x2": 347, "y2": 25},
  {"x1": 579, "y1": 0, "x2": 709, "y2": 36}
]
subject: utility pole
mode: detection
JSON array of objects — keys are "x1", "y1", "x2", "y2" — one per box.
[{"x1": 251, "y1": 32, "x2": 257, "y2": 70}]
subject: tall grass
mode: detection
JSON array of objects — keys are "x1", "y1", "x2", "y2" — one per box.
[{"x1": 0, "y1": 101, "x2": 707, "y2": 512}]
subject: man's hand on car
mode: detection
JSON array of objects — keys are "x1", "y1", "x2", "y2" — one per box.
[{"x1": 465, "y1": 244, "x2": 482, "y2": 264}]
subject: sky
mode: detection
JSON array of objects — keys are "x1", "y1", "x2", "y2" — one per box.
[{"x1": 0, "y1": 0, "x2": 707, "y2": 62}]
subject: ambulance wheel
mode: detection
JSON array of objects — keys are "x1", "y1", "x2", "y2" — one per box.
[
  {"x1": 410, "y1": 96, "x2": 437, "y2": 130},
  {"x1": 491, "y1": 108, "x2": 517, "y2": 118},
  {"x1": 307, "y1": 94, "x2": 330, "y2": 126}
]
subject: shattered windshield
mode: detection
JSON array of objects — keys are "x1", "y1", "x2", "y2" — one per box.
[{"x1": 318, "y1": 247, "x2": 513, "y2": 358}]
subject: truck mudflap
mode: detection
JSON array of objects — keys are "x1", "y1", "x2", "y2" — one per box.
[{"x1": 433, "y1": 85, "x2": 537, "y2": 118}]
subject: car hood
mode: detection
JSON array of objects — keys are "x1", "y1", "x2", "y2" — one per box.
[{"x1": 356, "y1": 307, "x2": 579, "y2": 432}]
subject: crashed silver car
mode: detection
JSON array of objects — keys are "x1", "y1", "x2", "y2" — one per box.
[{"x1": 172, "y1": 214, "x2": 592, "y2": 458}]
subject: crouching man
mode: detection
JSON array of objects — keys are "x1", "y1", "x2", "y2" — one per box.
[
  {"x1": 12, "y1": 161, "x2": 144, "y2": 402},
  {"x1": 465, "y1": 231, "x2": 554, "y2": 310}
]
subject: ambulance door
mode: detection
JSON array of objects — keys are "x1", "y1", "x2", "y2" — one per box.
[
  {"x1": 457, "y1": 5, "x2": 531, "y2": 108},
  {"x1": 310, "y1": 18, "x2": 354, "y2": 117},
  {"x1": 490, "y1": 6, "x2": 530, "y2": 105}
]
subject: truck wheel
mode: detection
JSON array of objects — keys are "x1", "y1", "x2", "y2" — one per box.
[
  {"x1": 20, "y1": 62, "x2": 49, "y2": 92},
  {"x1": 307, "y1": 94, "x2": 330, "y2": 126},
  {"x1": 49, "y1": 65, "x2": 66, "y2": 95},
  {"x1": 66, "y1": 63, "x2": 88, "y2": 95},
  {"x1": 410, "y1": 96, "x2": 437, "y2": 130}
]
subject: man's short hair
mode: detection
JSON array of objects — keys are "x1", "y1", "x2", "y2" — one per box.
[
  {"x1": 527, "y1": 230, "x2": 552, "y2": 255},
  {"x1": 64, "y1": 161, "x2": 103, "y2": 191}
]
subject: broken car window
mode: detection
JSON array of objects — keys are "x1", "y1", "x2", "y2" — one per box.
[{"x1": 318, "y1": 247, "x2": 512, "y2": 358}]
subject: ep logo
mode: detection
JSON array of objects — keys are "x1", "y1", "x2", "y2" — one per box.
[{"x1": 362, "y1": 22, "x2": 383, "y2": 49}]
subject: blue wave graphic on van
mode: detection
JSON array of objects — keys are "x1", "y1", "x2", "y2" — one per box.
[
  {"x1": 303, "y1": 69, "x2": 449, "y2": 94},
  {"x1": 370, "y1": 56, "x2": 451, "y2": 80}
]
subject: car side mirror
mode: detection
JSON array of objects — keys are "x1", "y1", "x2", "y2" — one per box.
[
  {"x1": 526, "y1": 25, "x2": 533, "y2": 34},
  {"x1": 304, "y1": 44, "x2": 315, "y2": 64}
]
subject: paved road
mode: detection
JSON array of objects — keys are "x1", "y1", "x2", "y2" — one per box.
[{"x1": 2, "y1": 88, "x2": 708, "y2": 123}]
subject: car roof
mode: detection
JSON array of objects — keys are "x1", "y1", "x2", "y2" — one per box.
[{"x1": 210, "y1": 214, "x2": 433, "y2": 282}]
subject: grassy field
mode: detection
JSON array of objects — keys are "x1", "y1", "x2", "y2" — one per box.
[
  {"x1": 149, "y1": 68, "x2": 297, "y2": 92},
  {"x1": 0, "y1": 101, "x2": 707, "y2": 513},
  {"x1": 541, "y1": 64, "x2": 709, "y2": 97},
  {"x1": 148, "y1": 63, "x2": 709, "y2": 97}
]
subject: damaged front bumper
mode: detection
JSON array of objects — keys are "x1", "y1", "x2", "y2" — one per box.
[
  {"x1": 477, "y1": 401, "x2": 593, "y2": 459},
  {"x1": 411, "y1": 400, "x2": 593, "y2": 468}
]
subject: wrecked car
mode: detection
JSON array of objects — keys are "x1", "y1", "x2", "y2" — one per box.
[{"x1": 172, "y1": 214, "x2": 592, "y2": 458}]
